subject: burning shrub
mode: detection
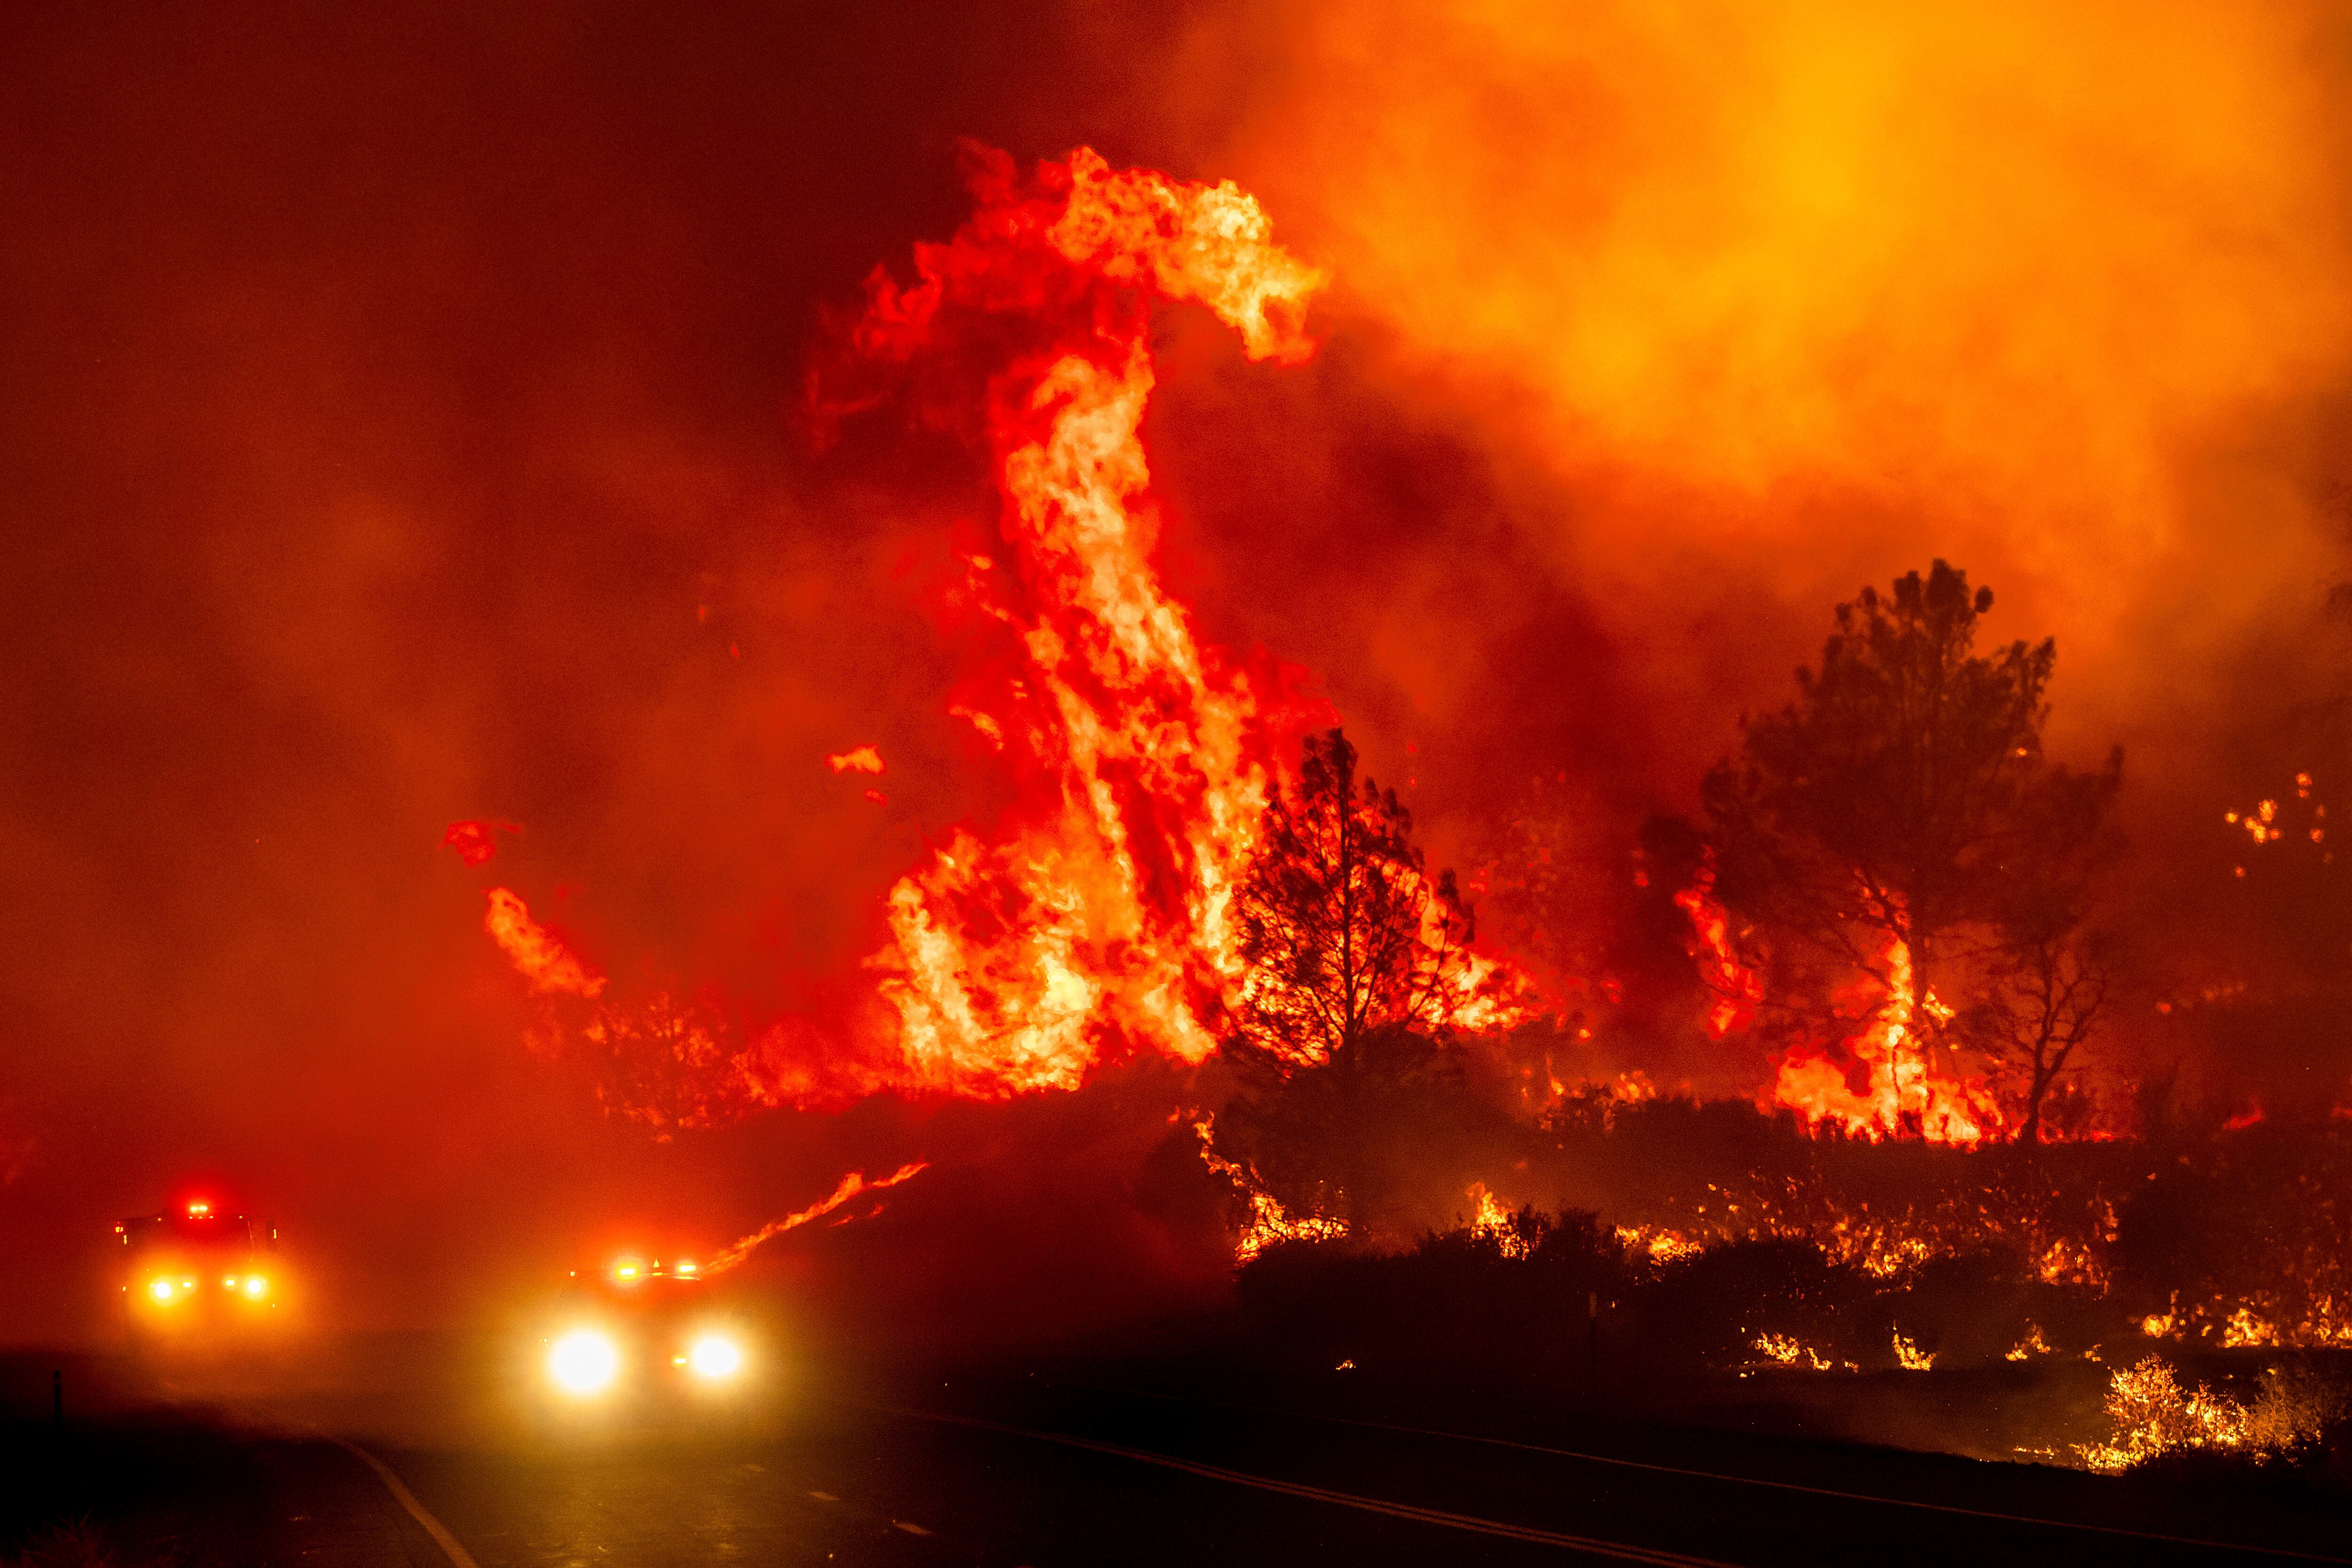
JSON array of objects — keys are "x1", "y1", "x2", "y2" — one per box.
[
  {"x1": 1552, "y1": 1095, "x2": 2136, "y2": 1303},
  {"x1": 2076, "y1": 1355, "x2": 2351, "y2": 1475},
  {"x1": 1230, "y1": 1211, "x2": 2071, "y2": 1386},
  {"x1": 1204, "y1": 1060, "x2": 2352, "y2": 1396}
]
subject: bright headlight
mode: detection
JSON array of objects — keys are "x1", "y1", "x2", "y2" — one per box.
[
  {"x1": 549, "y1": 1329, "x2": 620, "y2": 1395},
  {"x1": 687, "y1": 1335, "x2": 742, "y2": 1379},
  {"x1": 148, "y1": 1279, "x2": 175, "y2": 1303},
  {"x1": 243, "y1": 1275, "x2": 268, "y2": 1299}
]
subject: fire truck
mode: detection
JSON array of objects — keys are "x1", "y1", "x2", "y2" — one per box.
[
  {"x1": 116, "y1": 1201, "x2": 283, "y2": 1338},
  {"x1": 529, "y1": 1254, "x2": 760, "y2": 1428}
]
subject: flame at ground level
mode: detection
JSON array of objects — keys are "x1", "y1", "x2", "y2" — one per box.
[
  {"x1": 1671, "y1": 871, "x2": 2010, "y2": 1144},
  {"x1": 1193, "y1": 1113, "x2": 1346, "y2": 1265}
]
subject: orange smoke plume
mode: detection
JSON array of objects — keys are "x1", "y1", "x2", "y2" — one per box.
[
  {"x1": 702, "y1": 1161, "x2": 927, "y2": 1275},
  {"x1": 1185, "y1": 1, "x2": 2352, "y2": 749}
]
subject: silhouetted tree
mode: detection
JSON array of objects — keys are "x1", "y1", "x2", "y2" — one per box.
[
  {"x1": 1231, "y1": 727, "x2": 1476, "y2": 1065},
  {"x1": 1703, "y1": 562, "x2": 2122, "y2": 1076},
  {"x1": 1221, "y1": 729, "x2": 1511, "y2": 1235},
  {"x1": 1960, "y1": 924, "x2": 2112, "y2": 1144}
]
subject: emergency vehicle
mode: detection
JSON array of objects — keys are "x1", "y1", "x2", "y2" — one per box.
[
  {"x1": 532, "y1": 1254, "x2": 757, "y2": 1423},
  {"x1": 116, "y1": 1201, "x2": 282, "y2": 1335}
]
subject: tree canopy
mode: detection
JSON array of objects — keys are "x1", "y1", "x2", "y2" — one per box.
[
  {"x1": 1218, "y1": 727, "x2": 1504, "y2": 1234},
  {"x1": 1229, "y1": 727, "x2": 1477, "y2": 1067},
  {"x1": 1702, "y1": 561, "x2": 2122, "y2": 1091}
]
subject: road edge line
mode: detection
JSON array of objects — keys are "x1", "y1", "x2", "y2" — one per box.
[
  {"x1": 329, "y1": 1438, "x2": 482, "y2": 1568},
  {"x1": 1046, "y1": 1379, "x2": 2352, "y2": 1564},
  {"x1": 863, "y1": 1402, "x2": 1736, "y2": 1566}
]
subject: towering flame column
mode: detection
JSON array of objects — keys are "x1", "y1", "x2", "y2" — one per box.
[{"x1": 843, "y1": 148, "x2": 1326, "y2": 1096}]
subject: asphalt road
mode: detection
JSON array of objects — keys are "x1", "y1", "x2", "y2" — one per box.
[{"x1": 8, "y1": 1349, "x2": 2350, "y2": 1566}]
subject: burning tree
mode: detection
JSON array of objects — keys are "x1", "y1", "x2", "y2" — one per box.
[
  {"x1": 1702, "y1": 561, "x2": 2122, "y2": 1139},
  {"x1": 1216, "y1": 728, "x2": 1516, "y2": 1235},
  {"x1": 1230, "y1": 727, "x2": 1477, "y2": 1065},
  {"x1": 1959, "y1": 922, "x2": 2113, "y2": 1144}
]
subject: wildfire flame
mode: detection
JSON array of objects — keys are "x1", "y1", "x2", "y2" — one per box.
[
  {"x1": 1750, "y1": 1332, "x2": 1846, "y2": 1371},
  {"x1": 845, "y1": 147, "x2": 1327, "y2": 1096},
  {"x1": 2074, "y1": 1356, "x2": 2344, "y2": 1473},
  {"x1": 1193, "y1": 1113, "x2": 1346, "y2": 1265},
  {"x1": 460, "y1": 151, "x2": 1333, "y2": 1111},
  {"x1": 1615, "y1": 1224, "x2": 1704, "y2": 1266},
  {"x1": 457, "y1": 150, "x2": 1531, "y2": 1140},
  {"x1": 1675, "y1": 860, "x2": 2005, "y2": 1144},
  {"x1": 702, "y1": 1162, "x2": 927, "y2": 1276},
  {"x1": 1674, "y1": 860, "x2": 1761, "y2": 1039},
  {"x1": 1768, "y1": 934, "x2": 2000, "y2": 1145},
  {"x1": 1466, "y1": 1181, "x2": 1531, "y2": 1259}
]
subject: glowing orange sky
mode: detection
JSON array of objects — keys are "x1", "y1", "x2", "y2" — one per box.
[{"x1": 1171, "y1": 0, "x2": 2352, "y2": 766}]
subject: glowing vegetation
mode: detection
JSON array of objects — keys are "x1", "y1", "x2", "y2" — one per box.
[
  {"x1": 2076, "y1": 1356, "x2": 2346, "y2": 1473},
  {"x1": 1700, "y1": 562, "x2": 2121, "y2": 1145},
  {"x1": 1194, "y1": 1113, "x2": 1348, "y2": 1264}
]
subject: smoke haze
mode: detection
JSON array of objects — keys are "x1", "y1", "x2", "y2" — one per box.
[{"x1": 6, "y1": 1, "x2": 2352, "y2": 1345}]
